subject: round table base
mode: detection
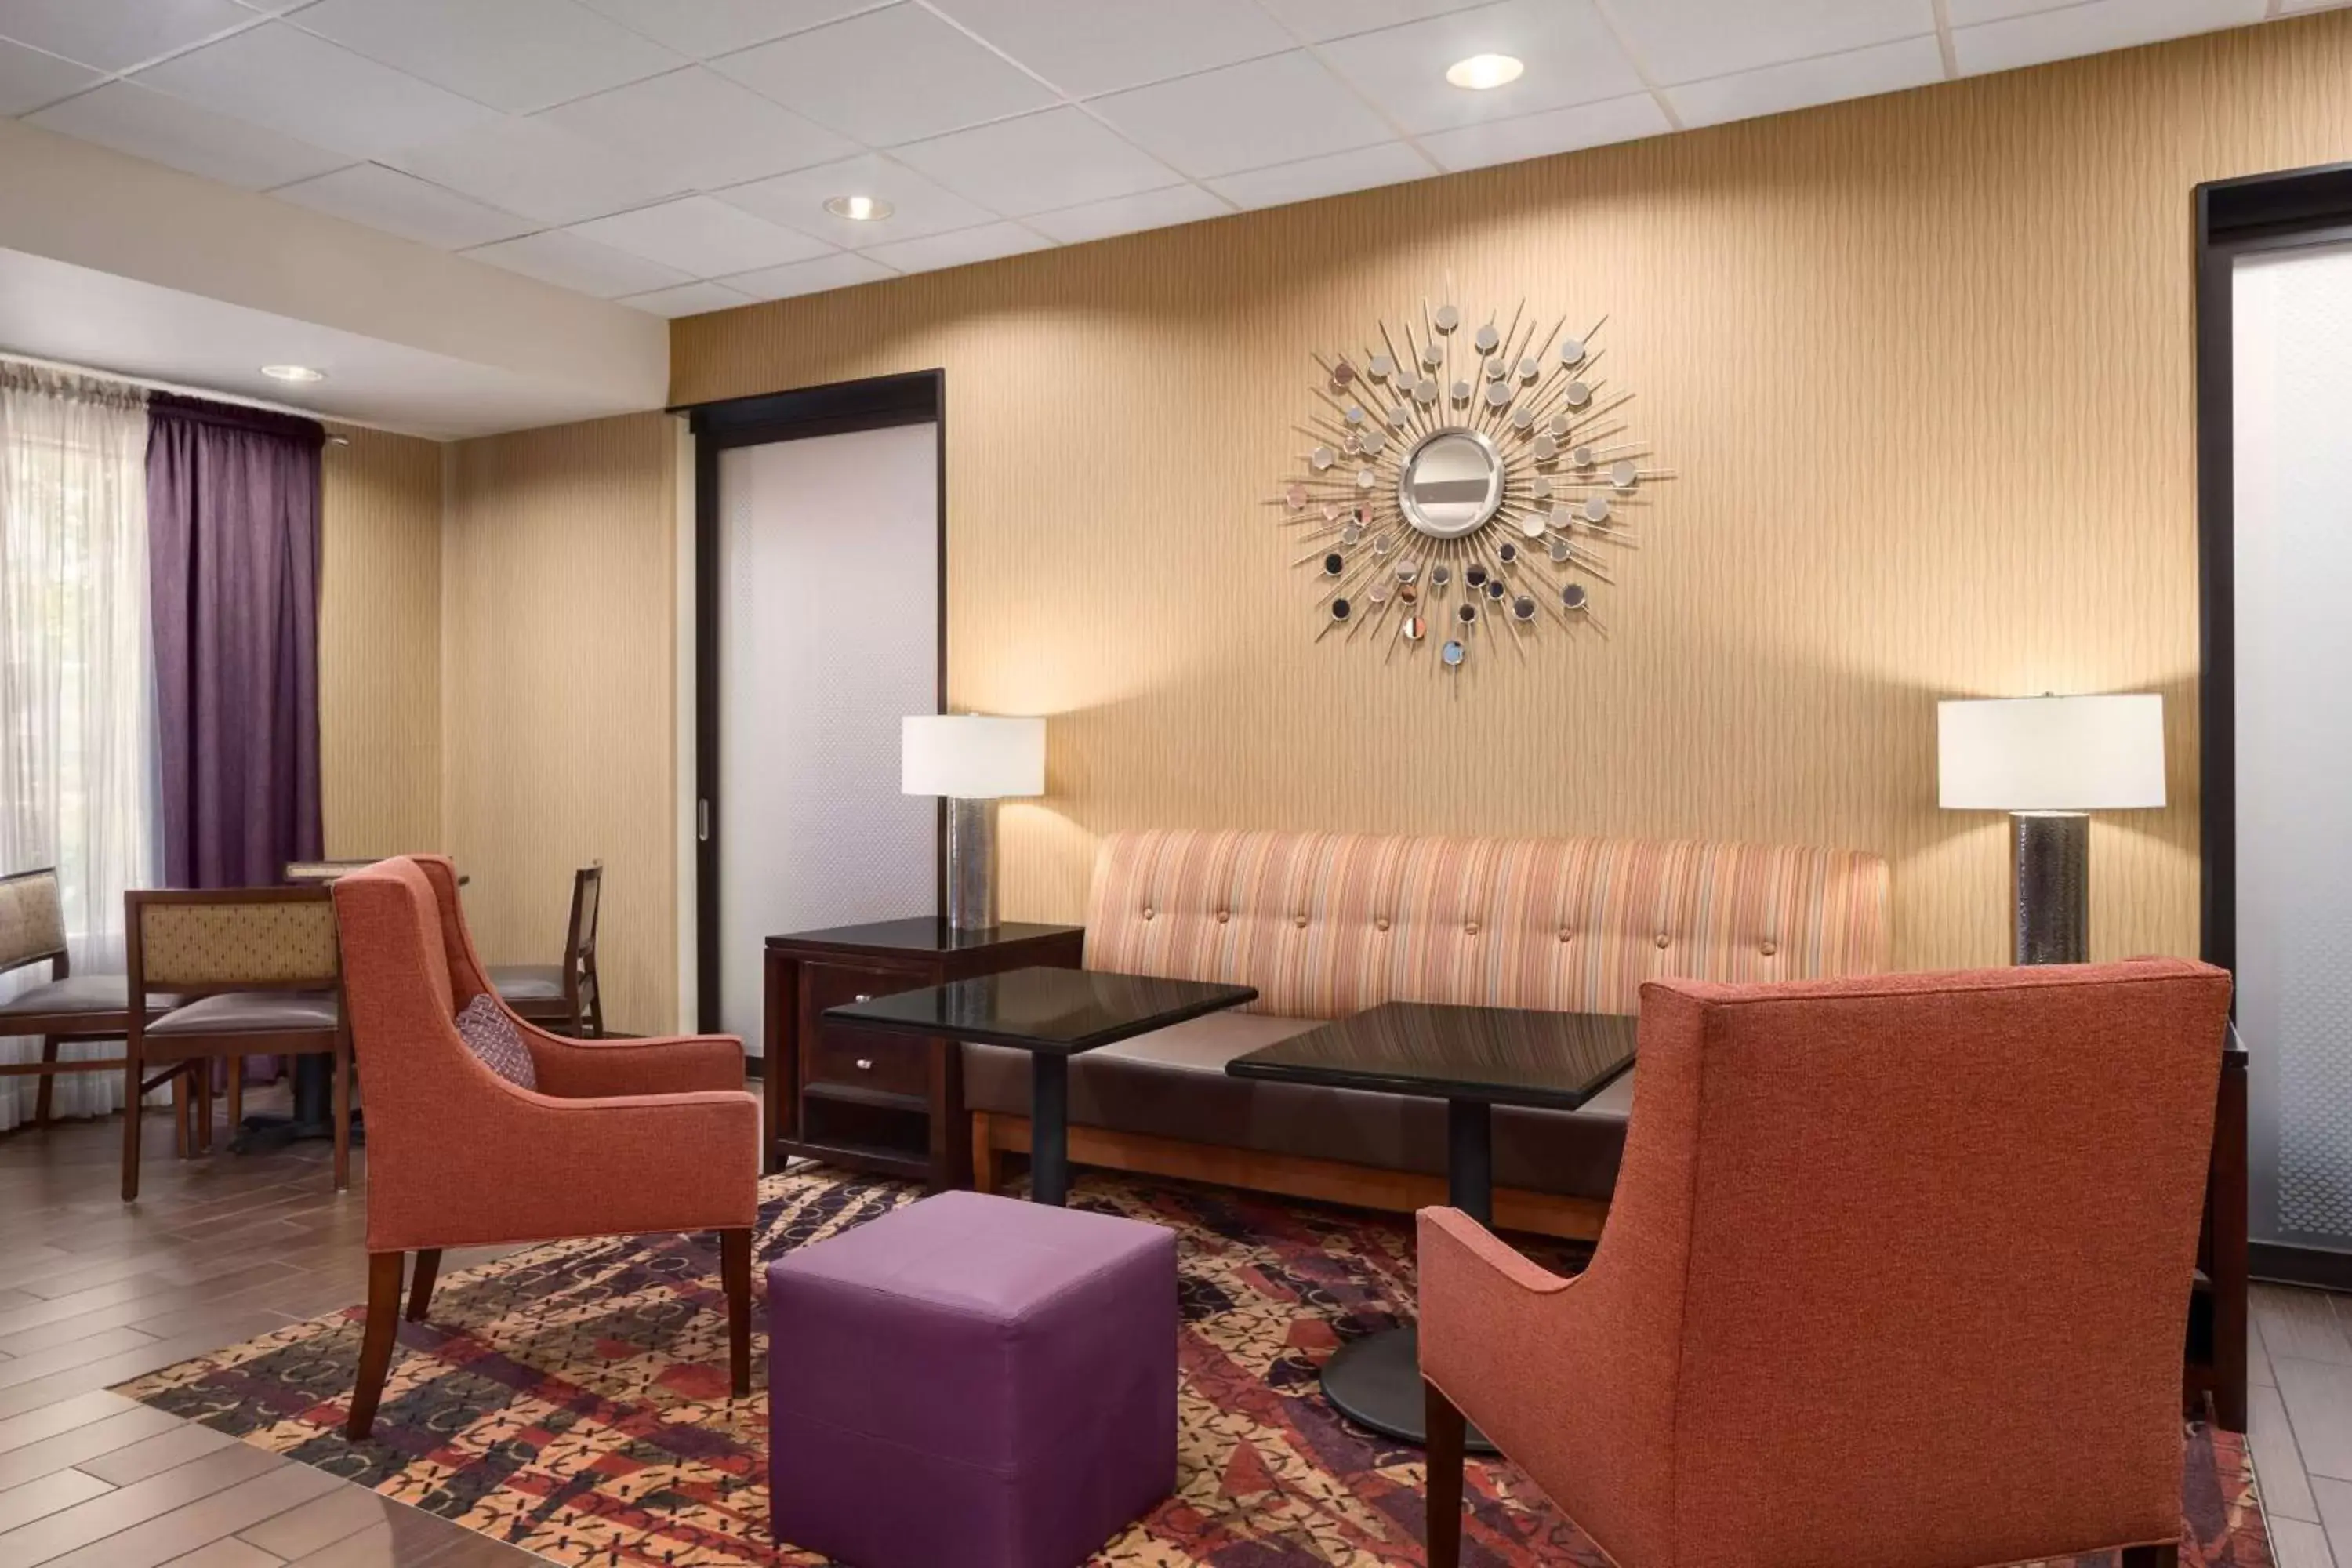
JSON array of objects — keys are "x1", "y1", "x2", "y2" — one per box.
[{"x1": 1322, "y1": 1327, "x2": 1494, "y2": 1454}]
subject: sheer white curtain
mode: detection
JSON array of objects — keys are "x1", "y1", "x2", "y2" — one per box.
[{"x1": 0, "y1": 362, "x2": 158, "y2": 1128}]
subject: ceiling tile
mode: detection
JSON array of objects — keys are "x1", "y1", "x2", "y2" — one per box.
[
  {"x1": 570, "y1": 0, "x2": 882, "y2": 58},
  {"x1": 1205, "y1": 139, "x2": 1432, "y2": 209},
  {"x1": 713, "y1": 2, "x2": 1056, "y2": 146},
  {"x1": 0, "y1": 38, "x2": 98, "y2": 114},
  {"x1": 1602, "y1": 0, "x2": 1936, "y2": 86},
  {"x1": 0, "y1": 0, "x2": 253, "y2": 73},
  {"x1": 1025, "y1": 183, "x2": 1231, "y2": 245},
  {"x1": 568, "y1": 194, "x2": 836, "y2": 274},
  {"x1": 1255, "y1": 0, "x2": 1491, "y2": 45},
  {"x1": 713, "y1": 153, "x2": 1000, "y2": 245},
  {"x1": 616, "y1": 279, "x2": 755, "y2": 316},
  {"x1": 26, "y1": 80, "x2": 350, "y2": 188},
  {"x1": 464, "y1": 228, "x2": 691, "y2": 296},
  {"x1": 134, "y1": 22, "x2": 499, "y2": 158},
  {"x1": 272, "y1": 162, "x2": 537, "y2": 248},
  {"x1": 859, "y1": 220, "x2": 1051, "y2": 273},
  {"x1": 291, "y1": 0, "x2": 684, "y2": 115},
  {"x1": 893, "y1": 107, "x2": 1181, "y2": 216},
  {"x1": 1420, "y1": 92, "x2": 1669, "y2": 171},
  {"x1": 1318, "y1": 0, "x2": 1646, "y2": 134},
  {"x1": 1951, "y1": 0, "x2": 2266, "y2": 75},
  {"x1": 1666, "y1": 34, "x2": 1944, "y2": 128},
  {"x1": 539, "y1": 66, "x2": 857, "y2": 191},
  {"x1": 386, "y1": 114, "x2": 687, "y2": 225},
  {"x1": 927, "y1": 0, "x2": 1292, "y2": 98},
  {"x1": 720, "y1": 250, "x2": 896, "y2": 299},
  {"x1": 1093, "y1": 51, "x2": 1393, "y2": 180}
]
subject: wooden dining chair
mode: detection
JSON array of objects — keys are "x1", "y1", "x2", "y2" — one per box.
[
  {"x1": 0, "y1": 869, "x2": 178, "y2": 1127},
  {"x1": 491, "y1": 862, "x2": 602, "y2": 1037},
  {"x1": 123, "y1": 887, "x2": 352, "y2": 1200}
]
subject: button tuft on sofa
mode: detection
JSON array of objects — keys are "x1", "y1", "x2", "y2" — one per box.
[
  {"x1": 1655, "y1": 933, "x2": 1671, "y2": 948},
  {"x1": 1294, "y1": 913, "x2": 1308, "y2": 929},
  {"x1": 1559, "y1": 928, "x2": 1573, "y2": 942},
  {"x1": 1375, "y1": 916, "x2": 1390, "y2": 932},
  {"x1": 1142, "y1": 907, "x2": 1155, "y2": 920},
  {"x1": 1216, "y1": 909, "x2": 1229, "y2": 923},
  {"x1": 1465, "y1": 921, "x2": 1479, "y2": 936},
  {"x1": 1759, "y1": 938, "x2": 1777, "y2": 956}
]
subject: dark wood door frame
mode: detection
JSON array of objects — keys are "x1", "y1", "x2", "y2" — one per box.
[
  {"x1": 677, "y1": 369, "x2": 949, "y2": 1051},
  {"x1": 2194, "y1": 160, "x2": 2352, "y2": 1293}
]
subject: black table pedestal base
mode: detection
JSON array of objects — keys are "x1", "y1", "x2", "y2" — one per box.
[
  {"x1": 1321, "y1": 1326, "x2": 1495, "y2": 1454},
  {"x1": 228, "y1": 1057, "x2": 361, "y2": 1155}
]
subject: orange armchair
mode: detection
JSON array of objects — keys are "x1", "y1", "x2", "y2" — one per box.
[
  {"x1": 331, "y1": 856, "x2": 760, "y2": 1440},
  {"x1": 1419, "y1": 960, "x2": 2233, "y2": 1568}
]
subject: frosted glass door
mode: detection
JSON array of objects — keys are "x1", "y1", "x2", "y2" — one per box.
[
  {"x1": 2232, "y1": 243, "x2": 2352, "y2": 1250},
  {"x1": 715, "y1": 423, "x2": 938, "y2": 1051}
]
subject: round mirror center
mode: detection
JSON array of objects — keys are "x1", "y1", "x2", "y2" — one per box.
[{"x1": 1398, "y1": 429, "x2": 1503, "y2": 539}]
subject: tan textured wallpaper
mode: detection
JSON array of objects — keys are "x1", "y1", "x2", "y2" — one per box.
[
  {"x1": 320, "y1": 423, "x2": 443, "y2": 859},
  {"x1": 666, "y1": 14, "x2": 2352, "y2": 973},
  {"x1": 441, "y1": 413, "x2": 678, "y2": 1033}
]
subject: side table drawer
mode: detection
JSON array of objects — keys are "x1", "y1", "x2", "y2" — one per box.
[
  {"x1": 806, "y1": 1029, "x2": 927, "y2": 1099},
  {"x1": 800, "y1": 961, "x2": 930, "y2": 1101}
]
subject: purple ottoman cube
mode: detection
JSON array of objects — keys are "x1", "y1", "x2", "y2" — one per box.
[{"x1": 767, "y1": 1189, "x2": 1177, "y2": 1568}]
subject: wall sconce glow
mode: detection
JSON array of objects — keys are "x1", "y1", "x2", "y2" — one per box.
[
  {"x1": 824, "y1": 194, "x2": 894, "y2": 221},
  {"x1": 1445, "y1": 53, "x2": 1523, "y2": 90},
  {"x1": 260, "y1": 365, "x2": 325, "y2": 383}
]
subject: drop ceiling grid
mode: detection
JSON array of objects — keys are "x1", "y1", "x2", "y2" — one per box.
[{"x1": 0, "y1": 0, "x2": 2335, "y2": 315}]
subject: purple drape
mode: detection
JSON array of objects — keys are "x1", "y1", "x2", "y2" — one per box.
[{"x1": 146, "y1": 394, "x2": 325, "y2": 890}]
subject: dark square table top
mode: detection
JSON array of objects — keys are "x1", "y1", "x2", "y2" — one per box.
[
  {"x1": 822, "y1": 966, "x2": 1258, "y2": 1055},
  {"x1": 1227, "y1": 1001, "x2": 1637, "y2": 1110},
  {"x1": 766, "y1": 918, "x2": 1084, "y2": 958}
]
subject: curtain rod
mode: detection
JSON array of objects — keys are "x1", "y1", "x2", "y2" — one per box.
[{"x1": 0, "y1": 350, "x2": 353, "y2": 444}]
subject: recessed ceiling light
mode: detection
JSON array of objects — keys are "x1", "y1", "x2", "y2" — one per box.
[
  {"x1": 1446, "y1": 53, "x2": 1523, "y2": 91},
  {"x1": 824, "y1": 194, "x2": 894, "y2": 222},
  {"x1": 260, "y1": 365, "x2": 325, "y2": 383}
]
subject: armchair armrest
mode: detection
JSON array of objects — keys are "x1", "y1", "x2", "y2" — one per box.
[
  {"x1": 1416, "y1": 1207, "x2": 1582, "y2": 1414},
  {"x1": 366, "y1": 1082, "x2": 761, "y2": 1253},
  {"x1": 516, "y1": 1016, "x2": 746, "y2": 1098}
]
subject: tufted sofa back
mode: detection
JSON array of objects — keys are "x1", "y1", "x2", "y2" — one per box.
[{"x1": 1083, "y1": 829, "x2": 1889, "y2": 1019}]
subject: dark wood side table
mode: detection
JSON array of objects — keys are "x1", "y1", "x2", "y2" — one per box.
[
  {"x1": 762, "y1": 920, "x2": 1083, "y2": 1189},
  {"x1": 2187, "y1": 1033, "x2": 2249, "y2": 1431}
]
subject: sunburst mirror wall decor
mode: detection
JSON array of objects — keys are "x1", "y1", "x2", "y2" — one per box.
[{"x1": 1274, "y1": 293, "x2": 1673, "y2": 669}]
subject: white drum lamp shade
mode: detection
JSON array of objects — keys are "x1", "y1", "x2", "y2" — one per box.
[
  {"x1": 902, "y1": 714, "x2": 1044, "y2": 931},
  {"x1": 1937, "y1": 693, "x2": 2164, "y2": 965},
  {"x1": 1938, "y1": 694, "x2": 2167, "y2": 811},
  {"x1": 901, "y1": 715, "x2": 1045, "y2": 800}
]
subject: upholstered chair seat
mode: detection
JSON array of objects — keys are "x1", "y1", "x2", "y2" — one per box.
[
  {"x1": 485, "y1": 964, "x2": 565, "y2": 1002},
  {"x1": 147, "y1": 991, "x2": 339, "y2": 1036},
  {"x1": 0, "y1": 973, "x2": 142, "y2": 1017}
]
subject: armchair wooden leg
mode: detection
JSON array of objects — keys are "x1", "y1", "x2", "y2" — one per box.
[
  {"x1": 405, "y1": 1249, "x2": 441, "y2": 1322},
  {"x1": 34, "y1": 1037, "x2": 57, "y2": 1126},
  {"x1": 720, "y1": 1228, "x2": 753, "y2": 1399},
  {"x1": 2122, "y1": 1543, "x2": 2179, "y2": 1567},
  {"x1": 349, "y1": 1251, "x2": 405, "y2": 1440},
  {"x1": 1425, "y1": 1378, "x2": 1466, "y2": 1568}
]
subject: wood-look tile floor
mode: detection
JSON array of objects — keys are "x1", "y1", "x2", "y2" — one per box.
[
  {"x1": 0, "y1": 1091, "x2": 542, "y2": 1566},
  {"x1": 0, "y1": 1097, "x2": 2348, "y2": 1567}
]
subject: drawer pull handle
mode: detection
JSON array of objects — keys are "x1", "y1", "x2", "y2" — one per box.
[
  {"x1": 854, "y1": 993, "x2": 873, "y2": 1003},
  {"x1": 855, "y1": 1058, "x2": 873, "y2": 1072}
]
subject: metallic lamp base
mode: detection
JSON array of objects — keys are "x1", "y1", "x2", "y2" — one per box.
[
  {"x1": 945, "y1": 797, "x2": 1000, "y2": 931},
  {"x1": 2011, "y1": 811, "x2": 2089, "y2": 965}
]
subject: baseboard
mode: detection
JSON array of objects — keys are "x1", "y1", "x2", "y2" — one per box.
[
  {"x1": 2251, "y1": 1240, "x2": 2352, "y2": 1293},
  {"x1": 972, "y1": 1111, "x2": 1608, "y2": 1242}
]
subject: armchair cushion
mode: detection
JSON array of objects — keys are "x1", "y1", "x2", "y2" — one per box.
[{"x1": 455, "y1": 993, "x2": 536, "y2": 1091}]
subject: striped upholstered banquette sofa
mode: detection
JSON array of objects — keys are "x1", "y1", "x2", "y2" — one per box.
[{"x1": 967, "y1": 828, "x2": 1889, "y2": 1236}]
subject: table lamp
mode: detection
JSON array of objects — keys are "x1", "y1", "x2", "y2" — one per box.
[
  {"x1": 902, "y1": 714, "x2": 1046, "y2": 931},
  {"x1": 1937, "y1": 693, "x2": 2165, "y2": 964}
]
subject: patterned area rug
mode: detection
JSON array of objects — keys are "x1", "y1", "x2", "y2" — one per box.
[{"x1": 118, "y1": 1169, "x2": 2272, "y2": 1567}]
